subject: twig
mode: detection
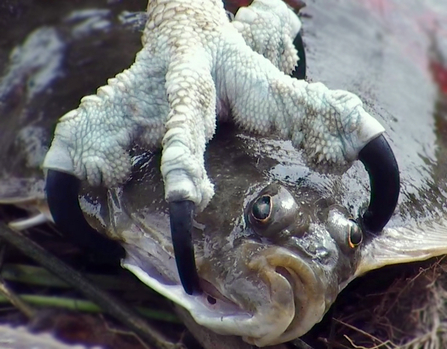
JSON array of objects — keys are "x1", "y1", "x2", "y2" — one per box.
[
  {"x1": 0, "y1": 239, "x2": 35, "y2": 318},
  {"x1": 333, "y1": 319, "x2": 397, "y2": 348},
  {"x1": 0, "y1": 223, "x2": 182, "y2": 349},
  {"x1": 383, "y1": 264, "x2": 433, "y2": 317},
  {"x1": 344, "y1": 335, "x2": 393, "y2": 349},
  {"x1": 290, "y1": 337, "x2": 315, "y2": 349},
  {"x1": 318, "y1": 337, "x2": 352, "y2": 349},
  {"x1": 1, "y1": 263, "x2": 147, "y2": 291},
  {"x1": 100, "y1": 314, "x2": 152, "y2": 349},
  {"x1": 0, "y1": 281, "x2": 35, "y2": 318}
]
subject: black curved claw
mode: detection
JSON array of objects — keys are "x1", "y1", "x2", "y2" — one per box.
[
  {"x1": 292, "y1": 32, "x2": 306, "y2": 80},
  {"x1": 359, "y1": 135, "x2": 400, "y2": 233},
  {"x1": 46, "y1": 169, "x2": 125, "y2": 263},
  {"x1": 169, "y1": 200, "x2": 201, "y2": 295}
]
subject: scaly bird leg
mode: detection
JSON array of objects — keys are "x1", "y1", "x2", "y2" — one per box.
[
  {"x1": 44, "y1": 51, "x2": 168, "y2": 264},
  {"x1": 162, "y1": 49, "x2": 217, "y2": 294},
  {"x1": 43, "y1": 0, "x2": 399, "y2": 295},
  {"x1": 216, "y1": 31, "x2": 399, "y2": 232}
]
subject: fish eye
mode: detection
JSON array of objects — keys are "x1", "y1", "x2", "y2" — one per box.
[
  {"x1": 348, "y1": 219, "x2": 363, "y2": 248},
  {"x1": 251, "y1": 195, "x2": 272, "y2": 223},
  {"x1": 247, "y1": 185, "x2": 305, "y2": 238}
]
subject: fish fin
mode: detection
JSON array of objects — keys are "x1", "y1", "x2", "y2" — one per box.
[
  {"x1": 0, "y1": 177, "x2": 53, "y2": 227},
  {"x1": 356, "y1": 218, "x2": 447, "y2": 277},
  {"x1": 0, "y1": 178, "x2": 45, "y2": 204},
  {"x1": 9, "y1": 213, "x2": 52, "y2": 231}
]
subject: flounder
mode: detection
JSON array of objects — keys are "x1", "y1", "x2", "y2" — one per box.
[{"x1": 0, "y1": 0, "x2": 447, "y2": 347}]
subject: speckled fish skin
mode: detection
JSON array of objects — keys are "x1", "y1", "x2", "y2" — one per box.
[
  {"x1": 1, "y1": 0, "x2": 447, "y2": 348},
  {"x1": 84, "y1": 132, "x2": 363, "y2": 347},
  {"x1": 43, "y1": 0, "x2": 384, "y2": 211},
  {"x1": 92, "y1": 127, "x2": 447, "y2": 347}
]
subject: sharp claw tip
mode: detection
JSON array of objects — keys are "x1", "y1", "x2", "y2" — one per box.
[
  {"x1": 169, "y1": 200, "x2": 202, "y2": 295},
  {"x1": 359, "y1": 135, "x2": 400, "y2": 234}
]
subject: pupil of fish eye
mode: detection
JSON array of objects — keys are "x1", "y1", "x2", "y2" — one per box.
[
  {"x1": 252, "y1": 195, "x2": 271, "y2": 221},
  {"x1": 349, "y1": 225, "x2": 363, "y2": 246}
]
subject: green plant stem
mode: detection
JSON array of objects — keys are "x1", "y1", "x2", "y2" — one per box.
[
  {"x1": 0, "y1": 281, "x2": 36, "y2": 318},
  {"x1": 0, "y1": 223, "x2": 182, "y2": 349},
  {"x1": 1, "y1": 263, "x2": 144, "y2": 291},
  {"x1": 0, "y1": 294, "x2": 179, "y2": 323}
]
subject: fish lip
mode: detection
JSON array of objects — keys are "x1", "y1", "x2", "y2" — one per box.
[
  {"x1": 247, "y1": 245, "x2": 327, "y2": 344},
  {"x1": 122, "y1": 239, "x2": 327, "y2": 346}
]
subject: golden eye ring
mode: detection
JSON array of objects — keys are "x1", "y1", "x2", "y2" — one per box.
[
  {"x1": 348, "y1": 219, "x2": 363, "y2": 248},
  {"x1": 251, "y1": 195, "x2": 272, "y2": 224}
]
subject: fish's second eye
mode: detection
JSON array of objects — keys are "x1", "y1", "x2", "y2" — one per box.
[
  {"x1": 252, "y1": 195, "x2": 272, "y2": 223},
  {"x1": 348, "y1": 220, "x2": 363, "y2": 248}
]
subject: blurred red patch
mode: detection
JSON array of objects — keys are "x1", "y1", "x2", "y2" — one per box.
[{"x1": 430, "y1": 60, "x2": 447, "y2": 95}]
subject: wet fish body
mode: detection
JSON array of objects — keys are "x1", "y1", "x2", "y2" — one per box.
[{"x1": 0, "y1": 0, "x2": 447, "y2": 347}]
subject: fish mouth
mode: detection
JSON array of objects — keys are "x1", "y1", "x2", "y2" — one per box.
[
  {"x1": 122, "y1": 240, "x2": 326, "y2": 346},
  {"x1": 245, "y1": 245, "x2": 327, "y2": 345}
]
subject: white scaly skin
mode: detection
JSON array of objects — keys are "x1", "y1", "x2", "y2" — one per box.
[
  {"x1": 43, "y1": 0, "x2": 384, "y2": 212},
  {"x1": 232, "y1": 0, "x2": 301, "y2": 75}
]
